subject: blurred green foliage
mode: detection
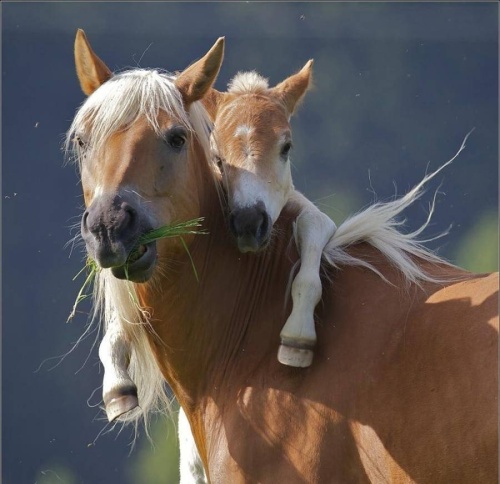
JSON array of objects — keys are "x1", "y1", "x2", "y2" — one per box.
[
  {"x1": 127, "y1": 410, "x2": 181, "y2": 484},
  {"x1": 455, "y1": 210, "x2": 499, "y2": 273}
]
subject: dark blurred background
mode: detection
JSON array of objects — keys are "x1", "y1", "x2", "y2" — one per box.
[{"x1": 2, "y1": 3, "x2": 497, "y2": 483}]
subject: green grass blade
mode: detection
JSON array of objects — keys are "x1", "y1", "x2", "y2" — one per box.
[
  {"x1": 137, "y1": 217, "x2": 207, "y2": 245},
  {"x1": 69, "y1": 217, "x2": 208, "y2": 321},
  {"x1": 67, "y1": 258, "x2": 100, "y2": 323},
  {"x1": 180, "y1": 236, "x2": 199, "y2": 282}
]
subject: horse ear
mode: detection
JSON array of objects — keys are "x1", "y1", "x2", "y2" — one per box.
[
  {"x1": 74, "y1": 29, "x2": 113, "y2": 96},
  {"x1": 273, "y1": 59, "x2": 314, "y2": 116},
  {"x1": 175, "y1": 38, "x2": 225, "y2": 107},
  {"x1": 202, "y1": 89, "x2": 226, "y2": 120}
]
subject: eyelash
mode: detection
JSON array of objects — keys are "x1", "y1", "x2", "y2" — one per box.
[
  {"x1": 213, "y1": 155, "x2": 225, "y2": 173},
  {"x1": 166, "y1": 133, "x2": 186, "y2": 150},
  {"x1": 163, "y1": 127, "x2": 188, "y2": 151}
]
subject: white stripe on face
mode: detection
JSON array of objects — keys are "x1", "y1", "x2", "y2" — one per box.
[
  {"x1": 234, "y1": 124, "x2": 253, "y2": 138},
  {"x1": 231, "y1": 169, "x2": 288, "y2": 224}
]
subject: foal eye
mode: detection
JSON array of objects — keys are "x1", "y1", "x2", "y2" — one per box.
[
  {"x1": 280, "y1": 141, "x2": 292, "y2": 159},
  {"x1": 212, "y1": 155, "x2": 225, "y2": 174},
  {"x1": 214, "y1": 155, "x2": 224, "y2": 169}
]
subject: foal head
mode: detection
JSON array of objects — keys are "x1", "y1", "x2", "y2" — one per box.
[
  {"x1": 69, "y1": 30, "x2": 223, "y2": 282},
  {"x1": 209, "y1": 62, "x2": 313, "y2": 252}
]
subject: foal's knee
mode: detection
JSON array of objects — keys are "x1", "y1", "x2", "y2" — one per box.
[{"x1": 291, "y1": 270, "x2": 322, "y2": 307}]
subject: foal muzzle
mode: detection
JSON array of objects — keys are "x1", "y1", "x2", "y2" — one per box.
[{"x1": 229, "y1": 202, "x2": 272, "y2": 253}]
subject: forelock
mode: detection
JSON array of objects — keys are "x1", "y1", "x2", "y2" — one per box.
[
  {"x1": 227, "y1": 71, "x2": 269, "y2": 94},
  {"x1": 65, "y1": 68, "x2": 211, "y2": 167}
]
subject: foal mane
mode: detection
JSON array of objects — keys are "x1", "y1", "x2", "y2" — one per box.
[{"x1": 227, "y1": 71, "x2": 270, "y2": 95}]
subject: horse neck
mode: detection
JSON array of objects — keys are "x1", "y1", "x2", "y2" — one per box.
[{"x1": 137, "y1": 157, "x2": 301, "y2": 406}]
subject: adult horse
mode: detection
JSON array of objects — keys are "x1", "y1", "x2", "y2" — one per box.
[{"x1": 68, "y1": 33, "x2": 498, "y2": 483}]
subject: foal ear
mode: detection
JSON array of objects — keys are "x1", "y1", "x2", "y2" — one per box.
[
  {"x1": 74, "y1": 29, "x2": 113, "y2": 96},
  {"x1": 175, "y1": 38, "x2": 225, "y2": 108},
  {"x1": 202, "y1": 89, "x2": 226, "y2": 120},
  {"x1": 273, "y1": 59, "x2": 314, "y2": 116}
]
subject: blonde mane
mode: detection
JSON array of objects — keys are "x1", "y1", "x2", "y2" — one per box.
[
  {"x1": 68, "y1": 67, "x2": 470, "y2": 435},
  {"x1": 66, "y1": 68, "x2": 213, "y2": 433},
  {"x1": 65, "y1": 69, "x2": 212, "y2": 166}
]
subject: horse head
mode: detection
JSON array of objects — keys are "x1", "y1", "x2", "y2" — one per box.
[{"x1": 70, "y1": 30, "x2": 223, "y2": 282}]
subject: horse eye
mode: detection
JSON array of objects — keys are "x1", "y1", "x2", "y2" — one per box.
[
  {"x1": 280, "y1": 141, "x2": 292, "y2": 159},
  {"x1": 167, "y1": 134, "x2": 186, "y2": 150},
  {"x1": 74, "y1": 135, "x2": 86, "y2": 149}
]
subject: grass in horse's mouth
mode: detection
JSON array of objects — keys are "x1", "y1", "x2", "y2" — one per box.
[
  {"x1": 67, "y1": 217, "x2": 207, "y2": 322},
  {"x1": 135, "y1": 218, "x2": 208, "y2": 245},
  {"x1": 127, "y1": 244, "x2": 147, "y2": 264}
]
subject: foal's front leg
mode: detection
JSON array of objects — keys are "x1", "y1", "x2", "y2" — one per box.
[
  {"x1": 99, "y1": 316, "x2": 139, "y2": 421},
  {"x1": 278, "y1": 192, "x2": 336, "y2": 368}
]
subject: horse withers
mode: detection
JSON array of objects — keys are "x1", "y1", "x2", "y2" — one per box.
[{"x1": 68, "y1": 31, "x2": 498, "y2": 483}]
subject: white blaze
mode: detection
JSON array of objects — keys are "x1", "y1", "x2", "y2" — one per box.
[{"x1": 234, "y1": 124, "x2": 253, "y2": 138}]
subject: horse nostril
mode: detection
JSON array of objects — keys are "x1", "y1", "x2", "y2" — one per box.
[
  {"x1": 121, "y1": 202, "x2": 136, "y2": 217},
  {"x1": 116, "y1": 202, "x2": 137, "y2": 232},
  {"x1": 81, "y1": 210, "x2": 91, "y2": 235}
]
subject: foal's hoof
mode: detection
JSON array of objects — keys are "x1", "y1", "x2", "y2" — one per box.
[
  {"x1": 104, "y1": 386, "x2": 139, "y2": 422},
  {"x1": 278, "y1": 342, "x2": 314, "y2": 368}
]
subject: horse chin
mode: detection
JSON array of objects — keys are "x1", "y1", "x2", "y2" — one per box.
[{"x1": 110, "y1": 243, "x2": 157, "y2": 283}]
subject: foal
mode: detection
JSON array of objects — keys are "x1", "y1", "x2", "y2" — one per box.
[
  {"x1": 208, "y1": 65, "x2": 336, "y2": 368},
  {"x1": 177, "y1": 66, "x2": 337, "y2": 483}
]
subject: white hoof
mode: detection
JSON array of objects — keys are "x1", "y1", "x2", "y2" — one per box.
[
  {"x1": 104, "y1": 386, "x2": 139, "y2": 422},
  {"x1": 277, "y1": 344, "x2": 314, "y2": 368}
]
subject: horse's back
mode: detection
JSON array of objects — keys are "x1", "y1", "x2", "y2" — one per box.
[
  {"x1": 203, "y1": 247, "x2": 498, "y2": 483},
  {"x1": 309, "y1": 263, "x2": 498, "y2": 482},
  {"x1": 424, "y1": 271, "x2": 498, "y2": 329}
]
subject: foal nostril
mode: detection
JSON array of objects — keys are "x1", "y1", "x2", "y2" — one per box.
[
  {"x1": 229, "y1": 213, "x2": 238, "y2": 237},
  {"x1": 257, "y1": 211, "x2": 270, "y2": 239},
  {"x1": 229, "y1": 206, "x2": 271, "y2": 242}
]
